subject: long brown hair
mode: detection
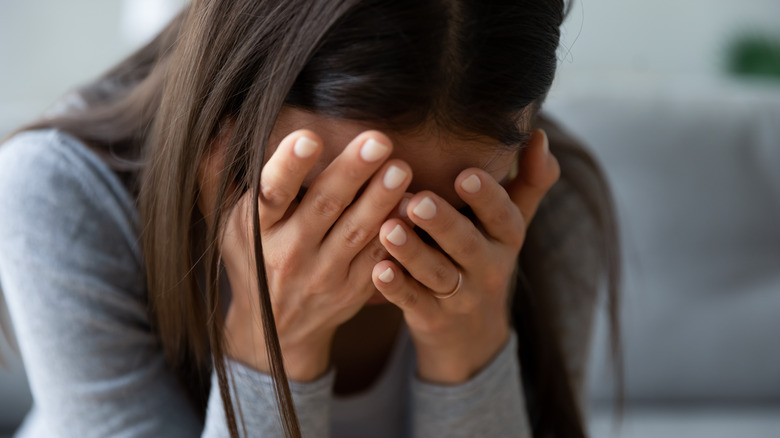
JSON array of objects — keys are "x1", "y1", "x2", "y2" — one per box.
[{"x1": 10, "y1": 0, "x2": 621, "y2": 436}]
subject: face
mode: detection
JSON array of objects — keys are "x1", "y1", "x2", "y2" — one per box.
[
  {"x1": 261, "y1": 108, "x2": 522, "y2": 306},
  {"x1": 268, "y1": 107, "x2": 519, "y2": 208},
  {"x1": 197, "y1": 107, "x2": 520, "y2": 234},
  {"x1": 197, "y1": 107, "x2": 525, "y2": 308}
]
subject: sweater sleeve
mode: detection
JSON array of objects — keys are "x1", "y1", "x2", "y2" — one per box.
[
  {"x1": 410, "y1": 330, "x2": 531, "y2": 438},
  {"x1": 203, "y1": 361, "x2": 335, "y2": 437},
  {"x1": 0, "y1": 130, "x2": 334, "y2": 437},
  {"x1": 0, "y1": 130, "x2": 202, "y2": 436}
]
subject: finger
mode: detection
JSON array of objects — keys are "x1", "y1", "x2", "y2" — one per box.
[
  {"x1": 291, "y1": 131, "x2": 393, "y2": 242},
  {"x1": 348, "y1": 236, "x2": 391, "y2": 292},
  {"x1": 395, "y1": 192, "x2": 415, "y2": 225},
  {"x1": 454, "y1": 169, "x2": 525, "y2": 247},
  {"x1": 379, "y1": 218, "x2": 464, "y2": 295},
  {"x1": 372, "y1": 261, "x2": 437, "y2": 317},
  {"x1": 346, "y1": 192, "x2": 413, "y2": 288},
  {"x1": 323, "y1": 159, "x2": 412, "y2": 261},
  {"x1": 402, "y1": 192, "x2": 489, "y2": 269},
  {"x1": 259, "y1": 129, "x2": 322, "y2": 228},
  {"x1": 503, "y1": 129, "x2": 560, "y2": 223}
]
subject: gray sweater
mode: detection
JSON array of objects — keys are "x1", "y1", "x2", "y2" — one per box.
[{"x1": 0, "y1": 129, "x2": 536, "y2": 437}]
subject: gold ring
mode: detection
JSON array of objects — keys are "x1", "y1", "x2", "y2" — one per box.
[{"x1": 433, "y1": 271, "x2": 462, "y2": 299}]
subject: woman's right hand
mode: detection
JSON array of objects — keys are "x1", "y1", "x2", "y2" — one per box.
[{"x1": 218, "y1": 130, "x2": 411, "y2": 381}]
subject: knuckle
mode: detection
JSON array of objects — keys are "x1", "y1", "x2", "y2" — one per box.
[
  {"x1": 429, "y1": 262, "x2": 451, "y2": 288},
  {"x1": 310, "y1": 191, "x2": 344, "y2": 218},
  {"x1": 452, "y1": 229, "x2": 482, "y2": 260},
  {"x1": 487, "y1": 203, "x2": 513, "y2": 227},
  {"x1": 366, "y1": 240, "x2": 389, "y2": 262},
  {"x1": 345, "y1": 165, "x2": 364, "y2": 182},
  {"x1": 261, "y1": 184, "x2": 292, "y2": 205},
  {"x1": 397, "y1": 290, "x2": 420, "y2": 309},
  {"x1": 341, "y1": 220, "x2": 372, "y2": 249},
  {"x1": 260, "y1": 168, "x2": 283, "y2": 196},
  {"x1": 334, "y1": 157, "x2": 367, "y2": 184},
  {"x1": 368, "y1": 195, "x2": 389, "y2": 217},
  {"x1": 434, "y1": 210, "x2": 457, "y2": 233}
]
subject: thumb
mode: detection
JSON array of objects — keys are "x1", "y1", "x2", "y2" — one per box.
[{"x1": 503, "y1": 129, "x2": 560, "y2": 223}]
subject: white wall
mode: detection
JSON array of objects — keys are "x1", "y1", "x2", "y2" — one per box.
[
  {"x1": 1, "y1": 1, "x2": 778, "y2": 136},
  {"x1": 0, "y1": 0, "x2": 186, "y2": 137},
  {"x1": 555, "y1": 0, "x2": 780, "y2": 78}
]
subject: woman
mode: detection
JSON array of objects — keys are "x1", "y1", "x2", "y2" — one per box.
[{"x1": 0, "y1": 0, "x2": 620, "y2": 437}]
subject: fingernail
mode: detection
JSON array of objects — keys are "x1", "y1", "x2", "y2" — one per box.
[
  {"x1": 294, "y1": 136, "x2": 318, "y2": 158},
  {"x1": 378, "y1": 267, "x2": 394, "y2": 283},
  {"x1": 461, "y1": 174, "x2": 481, "y2": 193},
  {"x1": 412, "y1": 197, "x2": 437, "y2": 220},
  {"x1": 386, "y1": 224, "x2": 407, "y2": 246},
  {"x1": 383, "y1": 165, "x2": 407, "y2": 190},
  {"x1": 360, "y1": 138, "x2": 390, "y2": 162},
  {"x1": 540, "y1": 129, "x2": 549, "y2": 155},
  {"x1": 398, "y1": 196, "x2": 411, "y2": 218}
]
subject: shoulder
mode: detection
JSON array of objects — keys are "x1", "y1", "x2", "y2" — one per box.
[
  {"x1": 0, "y1": 128, "x2": 138, "y2": 214},
  {"x1": 0, "y1": 128, "x2": 142, "y2": 276},
  {"x1": 0, "y1": 131, "x2": 203, "y2": 434}
]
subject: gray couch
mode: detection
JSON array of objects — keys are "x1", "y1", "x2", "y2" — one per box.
[{"x1": 545, "y1": 73, "x2": 780, "y2": 437}]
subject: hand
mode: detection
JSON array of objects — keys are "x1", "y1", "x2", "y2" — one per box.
[
  {"x1": 372, "y1": 129, "x2": 559, "y2": 384},
  {"x1": 217, "y1": 130, "x2": 411, "y2": 381}
]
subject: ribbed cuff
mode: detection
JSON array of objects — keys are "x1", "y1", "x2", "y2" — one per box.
[
  {"x1": 203, "y1": 360, "x2": 335, "y2": 438},
  {"x1": 411, "y1": 331, "x2": 531, "y2": 437}
]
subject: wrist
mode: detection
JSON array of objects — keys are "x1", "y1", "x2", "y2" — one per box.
[
  {"x1": 225, "y1": 329, "x2": 333, "y2": 382},
  {"x1": 415, "y1": 322, "x2": 510, "y2": 385},
  {"x1": 222, "y1": 263, "x2": 333, "y2": 381},
  {"x1": 280, "y1": 339, "x2": 333, "y2": 382}
]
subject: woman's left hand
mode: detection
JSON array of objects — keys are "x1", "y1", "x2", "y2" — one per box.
[{"x1": 372, "y1": 129, "x2": 559, "y2": 384}]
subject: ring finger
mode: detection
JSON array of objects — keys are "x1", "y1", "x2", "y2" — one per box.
[{"x1": 379, "y1": 219, "x2": 460, "y2": 296}]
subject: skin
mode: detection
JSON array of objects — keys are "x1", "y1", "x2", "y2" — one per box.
[{"x1": 197, "y1": 107, "x2": 560, "y2": 386}]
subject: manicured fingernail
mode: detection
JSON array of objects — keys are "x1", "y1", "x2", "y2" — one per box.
[
  {"x1": 412, "y1": 197, "x2": 437, "y2": 220},
  {"x1": 360, "y1": 138, "x2": 390, "y2": 162},
  {"x1": 383, "y1": 165, "x2": 407, "y2": 190},
  {"x1": 386, "y1": 224, "x2": 407, "y2": 246},
  {"x1": 461, "y1": 174, "x2": 481, "y2": 193},
  {"x1": 399, "y1": 196, "x2": 411, "y2": 218},
  {"x1": 294, "y1": 136, "x2": 318, "y2": 158},
  {"x1": 378, "y1": 267, "x2": 394, "y2": 283}
]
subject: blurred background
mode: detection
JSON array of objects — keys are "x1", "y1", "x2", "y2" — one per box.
[{"x1": 1, "y1": 1, "x2": 779, "y2": 437}]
